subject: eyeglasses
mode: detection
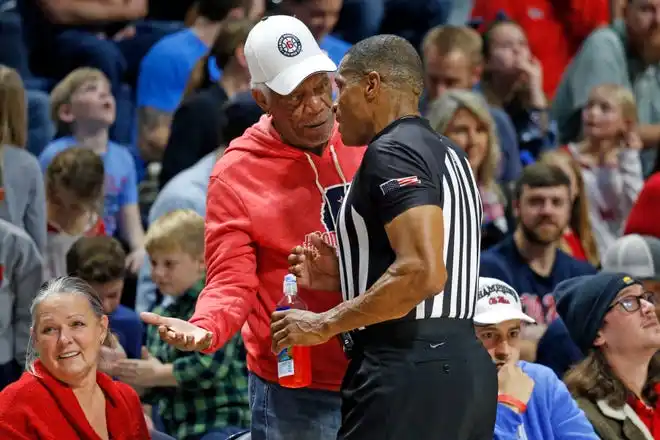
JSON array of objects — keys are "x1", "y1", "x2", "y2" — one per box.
[{"x1": 607, "y1": 291, "x2": 658, "y2": 314}]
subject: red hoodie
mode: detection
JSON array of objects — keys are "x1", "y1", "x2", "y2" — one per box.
[{"x1": 190, "y1": 115, "x2": 365, "y2": 391}]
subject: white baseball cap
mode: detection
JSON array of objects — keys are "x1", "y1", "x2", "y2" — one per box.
[
  {"x1": 473, "y1": 277, "x2": 535, "y2": 325},
  {"x1": 244, "y1": 15, "x2": 337, "y2": 96}
]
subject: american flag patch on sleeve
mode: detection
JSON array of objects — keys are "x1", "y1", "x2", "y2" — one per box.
[{"x1": 379, "y1": 176, "x2": 421, "y2": 195}]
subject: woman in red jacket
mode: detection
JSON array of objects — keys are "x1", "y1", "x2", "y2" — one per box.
[{"x1": 0, "y1": 276, "x2": 150, "y2": 440}]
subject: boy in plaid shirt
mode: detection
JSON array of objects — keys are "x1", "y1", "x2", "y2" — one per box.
[{"x1": 114, "y1": 209, "x2": 249, "y2": 439}]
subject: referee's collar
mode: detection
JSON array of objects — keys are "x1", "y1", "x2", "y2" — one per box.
[{"x1": 370, "y1": 115, "x2": 429, "y2": 144}]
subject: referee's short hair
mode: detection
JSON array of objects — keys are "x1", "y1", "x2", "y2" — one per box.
[
  {"x1": 339, "y1": 34, "x2": 425, "y2": 97},
  {"x1": 514, "y1": 162, "x2": 571, "y2": 201}
]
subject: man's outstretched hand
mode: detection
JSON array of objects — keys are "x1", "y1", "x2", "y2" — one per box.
[{"x1": 141, "y1": 312, "x2": 214, "y2": 352}]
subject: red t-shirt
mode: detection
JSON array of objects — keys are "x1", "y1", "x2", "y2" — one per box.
[{"x1": 627, "y1": 386, "x2": 660, "y2": 437}]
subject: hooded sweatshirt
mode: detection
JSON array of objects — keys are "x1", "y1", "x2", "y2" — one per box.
[{"x1": 190, "y1": 115, "x2": 365, "y2": 391}]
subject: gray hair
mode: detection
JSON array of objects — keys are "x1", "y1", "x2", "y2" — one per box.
[
  {"x1": 25, "y1": 276, "x2": 106, "y2": 375},
  {"x1": 250, "y1": 82, "x2": 272, "y2": 102}
]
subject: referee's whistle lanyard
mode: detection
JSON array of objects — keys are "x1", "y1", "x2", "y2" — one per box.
[{"x1": 304, "y1": 146, "x2": 348, "y2": 232}]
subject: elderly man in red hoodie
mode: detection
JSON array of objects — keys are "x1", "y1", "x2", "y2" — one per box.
[{"x1": 141, "y1": 15, "x2": 365, "y2": 440}]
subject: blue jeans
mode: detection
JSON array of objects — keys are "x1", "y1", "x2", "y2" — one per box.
[{"x1": 248, "y1": 373, "x2": 341, "y2": 440}]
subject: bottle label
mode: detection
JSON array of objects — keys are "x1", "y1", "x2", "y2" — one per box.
[
  {"x1": 277, "y1": 347, "x2": 295, "y2": 378},
  {"x1": 275, "y1": 305, "x2": 295, "y2": 378}
]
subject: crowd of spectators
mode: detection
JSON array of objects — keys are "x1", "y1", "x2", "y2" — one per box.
[{"x1": 3, "y1": 0, "x2": 660, "y2": 438}]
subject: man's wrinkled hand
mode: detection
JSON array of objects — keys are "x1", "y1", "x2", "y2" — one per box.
[{"x1": 270, "y1": 309, "x2": 332, "y2": 354}]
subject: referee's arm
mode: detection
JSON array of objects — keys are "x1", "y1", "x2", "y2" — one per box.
[{"x1": 321, "y1": 144, "x2": 448, "y2": 335}]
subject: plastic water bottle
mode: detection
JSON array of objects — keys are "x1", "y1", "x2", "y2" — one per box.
[{"x1": 276, "y1": 274, "x2": 312, "y2": 388}]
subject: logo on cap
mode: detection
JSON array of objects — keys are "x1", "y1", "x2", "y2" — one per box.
[
  {"x1": 278, "y1": 33, "x2": 302, "y2": 57},
  {"x1": 478, "y1": 283, "x2": 519, "y2": 302},
  {"x1": 623, "y1": 276, "x2": 633, "y2": 284}
]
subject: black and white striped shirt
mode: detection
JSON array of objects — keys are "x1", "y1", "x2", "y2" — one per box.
[{"x1": 336, "y1": 116, "x2": 483, "y2": 322}]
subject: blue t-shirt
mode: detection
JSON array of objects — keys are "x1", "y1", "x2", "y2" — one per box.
[
  {"x1": 136, "y1": 28, "x2": 221, "y2": 113},
  {"x1": 480, "y1": 236, "x2": 597, "y2": 326},
  {"x1": 320, "y1": 34, "x2": 350, "y2": 65},
  {"x1": 108, "y1": 305, "x2": 144, "y2": 360},
  {"x1": 39, "y1": 137, "x2": 138, "y2": 237}
]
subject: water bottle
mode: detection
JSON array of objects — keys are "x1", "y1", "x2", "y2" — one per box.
[{"x1": 276, "y1": 274, "x2": 312, "y2": 388}]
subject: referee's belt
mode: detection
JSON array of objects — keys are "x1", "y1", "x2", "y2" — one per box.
[{"x1": 338, "y1": 319, "x2": 473, "y2": 359}]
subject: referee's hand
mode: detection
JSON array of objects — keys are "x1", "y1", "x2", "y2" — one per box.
[
  {"x1": 271, "y1": 309, "x2": 333, "y2": 353},
  {"x1": 288, "y1": 233, "x2": 341, "y2": 292}
]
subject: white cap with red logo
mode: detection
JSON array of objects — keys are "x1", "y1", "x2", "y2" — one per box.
[
  {"x1": 473, "y1": 277, "x2": 535, "y2": 325},
  {"x1": 244, "y1": 15, "x2": 337, "y2": 96}
]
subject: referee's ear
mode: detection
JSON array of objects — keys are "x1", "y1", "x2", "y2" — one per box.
[{"x1": 365, "y1": 71, "x2": 383, "y2": 102}]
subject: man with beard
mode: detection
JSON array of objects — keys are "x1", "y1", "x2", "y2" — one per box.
[
  {"x1": 480, "y1": 163, "x2": 596, "y2": 361},
  {"x1": 474, "y1": 277, "x2": 598, "y2": 439},
  {"x1": 552, "y1": 0, "x2": 660, "y2": 176}
]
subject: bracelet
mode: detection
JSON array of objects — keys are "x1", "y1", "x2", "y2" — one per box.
[{"x1": 498, "y1": 394, "x2": 527, "y2": 413}]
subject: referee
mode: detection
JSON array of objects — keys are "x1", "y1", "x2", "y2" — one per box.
[{"x1": 271, "y1": 34, "x2": 497, "y2": 440}]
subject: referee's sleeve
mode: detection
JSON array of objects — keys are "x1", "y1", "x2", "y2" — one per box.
[{"x1": 365, "y1": 141, "x2": 441, "y2": 225}]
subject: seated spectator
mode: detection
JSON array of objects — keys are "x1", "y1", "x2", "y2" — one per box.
[
  {"x1": 159, "y1": 18, "x2": 255, "y2": 188},
  {"x1": 40, "y1": 68, "x2": 146, "y2": 272},
  {"x1": 0, "y1": 65, "x2": 46, "y2": 254},
  {"x1": 481, "y1": 163, "x2": 597, "y2": 360},
  {"x1": 480, "y1": 18, "x2": 557, "y2": 161},
  {"x1": 562, "y1": 84, "x2": 644, "y2": 257},
  {"x1": 421, "y1": 25, "x2": 521, "y2": 182},
  {"x1": 538, "y1": 233, "x2": 660, "y2": 379},
  {"x1": 0, "y1": 218, "x2": 43, "y2": 390},
  {"x1": 540, "y1": 150, "x2": 600, "y2": 267},
  {"x1": 558, "y1": 273, "x2": 660, "y2": 439},
  {"x1": 0, "y1": 16, "x2": 57, "y2": 154},
  {"x1": 427, "y1": 89, "x2": 509, "y2": 249},
  {"x1": 474, "y1": 277, "x2": 598, "y2": 439},
  {"x1": 43, "y1": 148, "x2": 105, "y2": 279},
  {"x1": 471, "y1": 0, "x2": 609, "y2": 99},
  {"x1": 67, "y1": 236, "x2": 144, "y2": 361},
  {"x1": 551, "y1": 0, "x2": 660, "y2": 176},
  {"x1": 19, "y1": 0, "x2": 169, "y2": 96},
  {"x1": 0, "y1": 277, "x2": 150, "y2": 439},
  {"x1": 116, "y1": 210, "x2": 249, "y2": 439},
  {"x1": 136, "y1": 0, "x2": 248, "y2": 164}
]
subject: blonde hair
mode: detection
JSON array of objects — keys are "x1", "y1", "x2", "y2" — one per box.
[
  {"x1": 0, "y1": 65, "x2": 27, "y2": 150},
  {"x1": 145, "y1": 209, "x2": 205, "y2": 258},
  {"x1": 421, "y1": 25, "x2": 483, "y2": 66},
  {"x1": 540, "y1": 150, "x2": 600, "y2": 267},
  {"x1": 426, "y1": 89, "x2": 501, "y2": 191},
  {"x1": 590, "y1": 83, "x2": 638, "y2": 124},
  {"x1": 50, "y1": 68, "x2": 109, "y2": 133}
]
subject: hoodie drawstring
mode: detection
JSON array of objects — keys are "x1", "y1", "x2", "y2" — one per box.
[{"x1": 304, "y1": 144, "x2": 349, "y2": 232}]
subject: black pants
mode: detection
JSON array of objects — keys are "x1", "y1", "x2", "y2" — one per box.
[{"x1": 338, "y1": 319, "x2": 497, "y2": 440}]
